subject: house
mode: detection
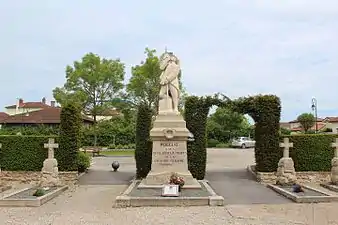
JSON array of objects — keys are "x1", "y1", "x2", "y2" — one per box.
[
  {"x1": 323, "y1": 117, "x2": 338, "y2": 134},
  {"x1": 0, "y1": 98, "x2": 93, "y2": 128},
  {"x1": 279, "y1": 122, "x2": 291, "y2": 129},
  {"x1": 86, "y1": 108, "x2": 120, "y2": 122},
  {"x1": 0, "y1": 107, "x2": 93, "y2": 128}
]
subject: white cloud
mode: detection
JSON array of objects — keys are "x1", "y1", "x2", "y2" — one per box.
[{"x1": 0, "y1": 0, "x2": 338, "y2": 121}]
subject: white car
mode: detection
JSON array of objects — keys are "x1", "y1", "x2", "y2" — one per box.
[{"x1": 231, "y1": 137, "x2": 255, "y2": 148}]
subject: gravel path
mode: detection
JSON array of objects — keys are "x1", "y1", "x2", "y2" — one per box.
[{"x1": 1, "y1": 185, "x2": 338, "y2": 224}]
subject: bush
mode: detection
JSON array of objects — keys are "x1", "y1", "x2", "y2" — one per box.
[
  {"x1": 215, "y1": 143, "x2": 229, "y2": 148},
  {"x1": 58, "y1": 103, "x2": 82, "y2": 171},
  {"x1": 0, "y1": 135, "x2": 57, "y2": 171},
  {"x1": 81, "y1": 134, "x2": 135, "y2": 147},
  {"x1": 135, "y1": 104, "x2": 153, "y2": 179},
  {"x1": 207, "y1": 139, "x2": 220, "y2": 148},
  {"x1": 282, "y1": 134, "x2": 338, "y2": 171},
  {"x1": 76, "y1": 151, "x2": 91, "y2": 173},
  {"x1": 185, "y1": 96, "x2": 212, "y2": 180}
]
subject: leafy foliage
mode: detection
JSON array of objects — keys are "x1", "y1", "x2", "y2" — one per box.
[
  {"x1": 76, "y1": 151, "x2": 91, "y2": 173},
  {"x1": 53, "y1": 52, "x2": 125, "y2": 122},
  {"x1": 207, "y1": 107, "x2": 251, "y2": 143},
  {"x1": 282, "y1": 134, "x2": 337, "y2": 171},
  {"x1": 297, "y1": 113, "x2": 315, "y2": 132},
  {"x1": 82, "y1": 116, "x2": 135, "y2": 146},
  {"x1": 135, "y1": 103, "x2": 153, "y2": 178},
  {"x1": 185, "y1": 94, "x2": 281, "y2": 178},
  {"x1": 0, "y1": 135, "x2": 56, "y2": 171},
  {"x1": 185, "y1": 95, "x2": 231, "y2": 179},
  {"x1": 58, "y1": 103, "x2": 82, "y2": 171},
  {"x1": 0, "y1": 125, "x2": 59, "y2": 135}
]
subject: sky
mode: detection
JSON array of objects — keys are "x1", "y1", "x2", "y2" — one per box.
[{"x1": 1, "y1": 0, "x2": 338, "y2": 122}]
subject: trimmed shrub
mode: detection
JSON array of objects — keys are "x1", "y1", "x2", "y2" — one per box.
[
  {"x1": 185, "y1": 96, "x2": 212, "y2": 180},
  {"x1": 58, "y1": 103, "x2": 82, "y2": 171},
  {"x1": 185, "y1": 94, "x2": 281, "y2": 177},
  {"x1": 0, "y1": 135, "x2": 57, "y2": 171},
  {"x1": 215, "y1": 143, "x2": 229, "y2": 148},
  {"x1": 207, "y1": 139, "x2": 220, "y2": 148},
  {"x1": 233, "y1": 95, "x2": 281, "y2": 172},
  {"x1": 76, "y1": 151, "x2": 91, "y2": 173},
  {"x1": 282, "y1": 134, "x2": 338, "y2": 171},
  {"x1": 135, "y1": 104, "x2": 153, "y2": 179}
]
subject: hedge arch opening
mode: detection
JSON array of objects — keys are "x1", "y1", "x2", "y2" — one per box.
[{"x1": 185, "y1": 94, "x2": 281, "y2": 180}]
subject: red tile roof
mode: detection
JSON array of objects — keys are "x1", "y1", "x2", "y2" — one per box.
[
  {"x1": 1, "y1": 108, "x2": 93, "y2": 124},
  {"x1": 324, "y1": 117, "x2": 338, "y2": 123},
  {"x1": 5, "y1": 102, "x2": 53, "y2": 109},
  {"x1": 289, "y1": 117, "x2": 324, "y2": 123},
  {"x1": 0, "y1": 112, "x2": 9, "y2": 122},
  {"x1": 290, "y1": 122, "x2": 326, "y2": 131}
]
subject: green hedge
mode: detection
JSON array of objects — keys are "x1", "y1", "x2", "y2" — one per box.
[
  {"x1": 0, "y1": 135, "x2": 58, "y2": 171},
  {"x1": 81, "y1": 134, "x2": 135, "y2": 147},
  {"x1": 58, "y1": 103, "x2": 82, "y2": 171},
  {"x1": 135, "y1": 104, "x2": 153, "y2": 179},
  {"x1": 282, "y1": 134, "x2": 338, "y2": 171},
  {"x1": 185, "y1": 96, "x2": 211, "y2": 180}
]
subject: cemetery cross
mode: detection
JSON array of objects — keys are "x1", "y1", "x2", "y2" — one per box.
[
  {"x1": 280, "y1": 137, "x2": 293, "y2": 158},
  {"x1": 332, "y1": 138, "x2": 338, "y2": 158},
  {"x1": 44, "y1": 138, "x2": 59, "y2": 159}
]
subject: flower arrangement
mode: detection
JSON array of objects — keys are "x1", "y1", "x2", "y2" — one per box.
[{"x1": 169, "y1": 173, "x2": 185, "y2": 191}]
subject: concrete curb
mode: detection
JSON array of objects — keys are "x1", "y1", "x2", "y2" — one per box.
[
  {"x1": 0, "y1": 185, "x2": 68, "y2": 207},
  {"x1": 114, "y1": 180, "x2": 224, "y2": 207},
  {"x1": 267, "y1": 184, "x2": 338, "y2": 203},
  {"x1": 321, "y1": 183, "x2": 338, "y2": 193}
]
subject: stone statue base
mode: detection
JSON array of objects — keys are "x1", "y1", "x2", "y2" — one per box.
[
  {"x1": 138, "y1": 111, "x2": 200, "y2": 189},
  {"x1": 40, "y1": 158, "x2": 59, "y2": 187},
  {"x1": 276, "y1": 157, "x2": 297, "y2": 186},
  {"x1": 331, "y1": 157, "x2": 338, "y2": 184}
]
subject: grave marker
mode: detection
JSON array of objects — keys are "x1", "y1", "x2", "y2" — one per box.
[
  {"x1": 331, "y1": 138, "x2": 338, "y2": 158},
  {"x1": 44, "y1": 138, "x2": 58, "y2": 159},
  {"x1": 280, "y1": 137, "x2": 293, "y2": 158}
]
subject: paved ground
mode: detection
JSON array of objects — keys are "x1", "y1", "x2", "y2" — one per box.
[
  {"x1": 79, "y1": 148, "x2": 289, "y2": 204},
  {"x1": 2, "y1": 148, "x2": 338, "y2": 224}
]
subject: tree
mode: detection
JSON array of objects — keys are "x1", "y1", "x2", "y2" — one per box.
[
  {"x1": 297, "y1": 113, "x2": 315, "y2": 132},
  {"x1": 126, "y1": 48, "x2": 186, "y2": 113},
  {"x1": 207, "y1": 107, "x2": 251, "y2": 143},
  {"x1": 53, "y1": 53, "x2": 125, "y2": 123}
]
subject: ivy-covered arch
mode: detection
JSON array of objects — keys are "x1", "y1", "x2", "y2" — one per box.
[{"x1": 185, "y1": 94, "x2": 281, "y2": 179}]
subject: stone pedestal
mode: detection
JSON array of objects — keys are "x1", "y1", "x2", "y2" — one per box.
[
  {"x1": 40, "y1": 158, "x2": 59, "y2": 187},
  {"x1": 276, "y1": 157, "x2": 297, "y2": 186},
  {"x1": 139, "y1": 111, "x2": 200, "y2": 189},
  {"x1": 331, "y1": 157, "x2": 338, "y2": 184}
]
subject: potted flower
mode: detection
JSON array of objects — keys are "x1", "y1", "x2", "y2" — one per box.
[{"x1": 169, "y1": 172, "x2": 185, "y2": 192}]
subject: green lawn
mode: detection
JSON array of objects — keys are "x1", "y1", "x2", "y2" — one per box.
[{"x1": 100, "y1": 150, "x2": 135, "y2": 156}]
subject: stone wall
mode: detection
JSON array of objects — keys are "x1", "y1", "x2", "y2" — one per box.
[
  {"x1": 0, "y1": 171, "x2": 80, "y2": 186},
  {"x1": 247, "y1": 165, "x2": 331, "y2": 184}
]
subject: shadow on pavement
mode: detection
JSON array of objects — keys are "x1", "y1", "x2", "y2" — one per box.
[
  {"x1": 206, "y1": 169, "x2": 292, "y2": 204},
  {"x1": 78, "y1": 170, "x2": 135, "y2": 185}
]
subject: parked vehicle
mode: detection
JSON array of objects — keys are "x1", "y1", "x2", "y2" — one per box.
[{"x1": 231, "y1": 137, "x2": 255, "y2": 148}]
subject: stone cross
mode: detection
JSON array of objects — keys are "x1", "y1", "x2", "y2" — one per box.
[
  {"x1": 44, "y1": 138, "x2": 58, "y2": 159},
  {"x1": 332, "y1": 138, "x2": 338, "y2": 158},
  {"x1": 280, "y1": 137, "x2": 293, "y2": 158}
]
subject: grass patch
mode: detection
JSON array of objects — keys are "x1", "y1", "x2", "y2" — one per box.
[{"x1": 100, "y1": 150, "x2": 135, "y2": 156}]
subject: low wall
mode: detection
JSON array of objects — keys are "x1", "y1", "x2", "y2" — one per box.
[
  {"x1": 0, "y1": 171, "x2": 79, "y2": 186},
  {"x1": 247, "y1": 165, "x2": 331, "y2": 184}
]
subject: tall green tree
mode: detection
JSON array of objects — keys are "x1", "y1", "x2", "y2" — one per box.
[
  {"x1": 53, "y1": 53, "x2": 125, "y2": 123},
  {"x1": 126, "y1": 48, "x2": 186, "y2": 113},
  {"x1": 297, "y1": 113, "x2": 315, "y2": 132},
  {"x1": 207, "y1": 107, "x2": 251, "y2": 142}
]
